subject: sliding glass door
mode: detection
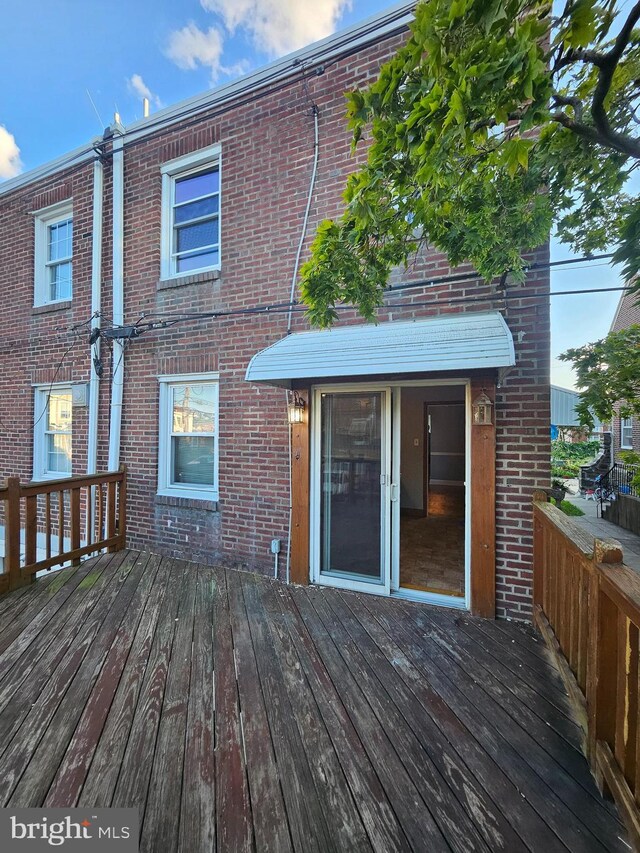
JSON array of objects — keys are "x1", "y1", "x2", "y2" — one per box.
[{"x1": 313, "y1": 388, "x2": 391, "y2": 593}]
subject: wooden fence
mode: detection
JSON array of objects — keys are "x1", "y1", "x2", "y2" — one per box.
[
  {"x1": 0, "y1": 468, "x2": 126, "y2": 596},
  {"x1": 533, "y1": 495, "x2": 640, "y2": 848}
]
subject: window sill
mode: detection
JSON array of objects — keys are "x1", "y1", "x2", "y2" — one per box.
[
  {"x1": 155, "y1": 493, "x2": 219, "y2": 512},
  {"x1": 157, "y1": 269, "x2": 221, "y2": 291},
  {"x1": 32, "y1": 300, "x2": 72, "y2": 315},
  {"x1": 29, "y1": 473, "x2": 73, "y2": 485}
]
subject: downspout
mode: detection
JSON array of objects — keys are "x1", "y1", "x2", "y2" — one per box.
[
  {"x1": 108, "y1": 125, "x2": 125, "y2": 471},
  {"x1": 87, "y1": 156, "x2": 104, "y2": 538}
]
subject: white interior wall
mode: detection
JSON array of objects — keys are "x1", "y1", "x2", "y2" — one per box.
[{"x1": 399, "y1": 385, "x2": 465, "y2": 510}]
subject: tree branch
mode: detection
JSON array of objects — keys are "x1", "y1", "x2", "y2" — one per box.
[
  {"x1": 591, "y1": 0, "x2": 640, "y2": 151},
  {"x1": 551, "y1": 109, "x2": 640, "y2": 157},
  {"x1": 552, "y1": 92, "x2": 584, "y2": 122},
  {"x1": 555, "y1": 48, "x2": 607, "y2": 72}
]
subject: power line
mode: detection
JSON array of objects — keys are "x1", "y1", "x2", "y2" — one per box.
[{"x1": 104, "y1": 283, "x2": 634, "y2": 341}]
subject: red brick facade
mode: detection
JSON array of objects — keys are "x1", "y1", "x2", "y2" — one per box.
[
  {"x1": 0, "y1": 19, "x2": 550, "y2": 619},
  {"x1": 610, "y1": 291, "x2": 640, "y2": 458}
]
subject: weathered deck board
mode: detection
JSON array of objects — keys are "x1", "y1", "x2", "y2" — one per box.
[
  {"x1": 7, "y1": 552, "x2": 153, "y2": 807},
  {"x1": 210, "y1": 565, "x2": 253, "y2": 853},
  {"x1": 44, "y1": 553, "x2": 164, "y2": 807},
  {"x1": 250, "y1": 575, "x2": 373, "y2": 853},
  {"x1": 0, "y1": 551, "x2": 144, "y2": 805},
  {"x1": 326, "y1": 589, "x2": 525, "y2": 852},
  {"x1": 111, "y1": 559, "x2": 186, "y2": 815},
  {"x1": 225, "y1": 569, "x2": 293, "y2": 853},
  {"x1": 240, "y1": 573, "x2": 335, "y2": 853},
  {"x1": 271, "y1": 580, "x2": 410, "y2": 852},
  {"x1": 177, "y1": 565, "x2": 216, "y2": 853},
  {"x1": 305, "y1": 586, "x2": 492, "y2": 853},
  {"x1": 367, "y1": 595, "x2": 625, "y2": 851},
  {"x1": 0, "y1": 551, "x2": 628, "y2": 852}
]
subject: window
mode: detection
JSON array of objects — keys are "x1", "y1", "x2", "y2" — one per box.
[
  {"x1": 621, "y1": 416, "x2": 633, "y2": 449},
  {"x1": 158, "y1": 374, "x2": 219, "y2": 500},
  {"x1": 33, "y1": 385, "x2": 72, "y2": 480},
  {"x1": 34, "y1": 201, "x2": 73, "y2": 305},
  {"x1": 161, "y1": 146, "x2": 221, "y2": 279}
]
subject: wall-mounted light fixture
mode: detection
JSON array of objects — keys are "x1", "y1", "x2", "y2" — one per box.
[
  {"x1": 472, "y1": 390, "x2": 493, "y2": 425},
  {"x1": 287, "y1": 391, "x2": 305, "y2": 425}
]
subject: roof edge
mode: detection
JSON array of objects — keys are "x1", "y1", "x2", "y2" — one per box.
[{"x1": 0, "y1": 2, "x2": 415, "y2": 199}]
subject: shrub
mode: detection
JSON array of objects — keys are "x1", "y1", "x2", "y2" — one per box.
[{"x1": 551, "y1": 440, "x2": 600, "y2": 479}]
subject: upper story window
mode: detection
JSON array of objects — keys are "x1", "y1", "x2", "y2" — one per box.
[
  {"x1": 160, "y1": 145, "x2": 221, "y2": 280},
  {"x1": 157, "y1": 373, "x2": 219, "y2": 500},
  {"x1": 621, "y1": 416, "x2": 633, "y2": 449},
  {"x1": 34, "y1": 201, "x2": 73, "y2": 305},
  {"x1": 33, "y1": 384, "x2": 72, "y2": 480}
]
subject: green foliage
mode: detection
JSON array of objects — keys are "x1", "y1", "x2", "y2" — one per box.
[
  {"x1": 554, "y1": 499, "x2": 585, "y2": 516},
  {"x1": 619, "y1": 450, "x2": 640, "y2": 491},
  {"x1": 559, "y1": 325, "x2": 640, "y2": 426},
  {"x1": 551, "y1": 439, "x2": 600, "y2": 477},
  {"x1": 301, "y1": 0, "x2": 640, "y2": 326}
]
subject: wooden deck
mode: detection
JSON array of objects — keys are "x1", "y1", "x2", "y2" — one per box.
[{"x1": 0, "y1": 550, "x2": 628, "y2": 852}]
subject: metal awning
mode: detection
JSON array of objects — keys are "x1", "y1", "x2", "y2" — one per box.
[{"x1": 245, "y1": 312, "x2": 515, "y2": 388}]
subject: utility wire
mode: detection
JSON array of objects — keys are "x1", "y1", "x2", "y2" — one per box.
[
  {"x1": 117, "y1": 283, "x2": 634, "y2": 336},
  {"x1": 31, "y1": 337, "x2": 84, "y2": 430}
]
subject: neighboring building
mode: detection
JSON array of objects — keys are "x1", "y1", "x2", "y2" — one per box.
[
  {"x1": 0, "y1": 3, "x2": 550, "y2": 620},
  {"x1": 609, "y1": 290, "x2": 640, "y2": 458},
  {"x1": 550, "y1": 384, "x2": 601, "y2": 441}
]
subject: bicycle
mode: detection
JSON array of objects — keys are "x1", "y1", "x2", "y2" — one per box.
[{"x1": 593, "y1": 473, "x2": 616, "y2": 512}]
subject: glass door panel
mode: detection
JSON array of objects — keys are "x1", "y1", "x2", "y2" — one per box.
[{"x1": 319, "y1": 391, "x2": 388, "y2": 586}]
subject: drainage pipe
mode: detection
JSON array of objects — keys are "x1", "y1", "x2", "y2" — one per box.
[
  {"x1": 108, "y1": 127, "x2": 125, "y2": 471},
  {"x1": 87, "y1": 157, "x2": 104, "y2": 538}
]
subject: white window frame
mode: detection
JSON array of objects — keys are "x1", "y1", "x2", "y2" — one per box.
[
  {"x1": 34, "y1": 200, "x2": 73, "y2": 306},
  {"x1": 157, "y1": 372, "x2": 220, "y2": 500},
  {"x1": 621, "y1": 416, "x2": 633, "y2": 449},
  {"x1": 33, "y1": 383, "x2": 73, "y2": 481},
  {"x1": 160, "y1": 145, "x2": 221, "y2": 281}
]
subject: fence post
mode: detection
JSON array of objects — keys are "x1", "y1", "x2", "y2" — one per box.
[
  {"x1": 118, "y1": 465, "x2": 127, "y2": 551},
  {"x1": 586, "y1": 539, "x2": 624, "y2": 780},
  {"x1": 5, "y1": 477, "x2": 23, "y2": 591},
  {"x1": 532, "y1": 495, "x2": 547, "y2": 612}
]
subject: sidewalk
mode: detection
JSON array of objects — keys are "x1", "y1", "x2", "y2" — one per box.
[{"x1": 565, "y1": 491, "x2": 640, "y2": 572}]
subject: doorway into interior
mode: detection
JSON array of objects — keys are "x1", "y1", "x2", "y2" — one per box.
[
  {"x1": 310, "y1": 381, "x2": 469, "y2": 608},
  {"x1": 397, "y1": 386, "x2": 466, "y2": 600}
]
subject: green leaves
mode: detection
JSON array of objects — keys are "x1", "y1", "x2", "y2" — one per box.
[
  {"x1": 301, "y1": 0, "x2": 640, "y2": 326},
  {"x1": 561, "y1": 0, "x2": 599, "y2": 48},
  {"x1": 560, "y1": 324, "x2": 640, "y2": 425}
]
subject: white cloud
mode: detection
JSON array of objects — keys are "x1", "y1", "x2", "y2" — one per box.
[
  {"x1": 200, "y1": 0, "x2": 352, "y2": 57},
  {"x1": 165, "y1": 22, "x2": 225, "y2": 81},
  {"x1": 0, "y1": 126, "x2": 22, "y2": 180},
  {"x1": 127, "y1": 74, "x2": 163, "y2": 108}
]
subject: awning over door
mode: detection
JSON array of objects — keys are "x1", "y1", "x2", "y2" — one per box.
[{"x1": 245, "y1": 311, "x2": 515, "y2": 388}]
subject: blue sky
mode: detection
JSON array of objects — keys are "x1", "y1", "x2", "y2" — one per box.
[{"x1": 0, "y1": 0, "x2": 626, "y2": 388}]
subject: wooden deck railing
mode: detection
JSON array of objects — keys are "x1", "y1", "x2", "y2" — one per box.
[
  {"x1": 0, "y1": 467, "x2": 126, "y2": 596},
  {"x1": 533, "y1": 495, "x2": 640, "y2": 848}
]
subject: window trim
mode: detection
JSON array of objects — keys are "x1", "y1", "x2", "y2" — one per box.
[
  {"x1": 160, "y1": 145, "x2": 222, "y2": 281},
  {"x1": 157, "y1": 372, "x2": 220, "y2": 501},
  {"x1": 34, "y1": 200, "x2": 73, "y2": 306},
  {"x1": 621, "y1": 416, "x2": 634, "y2": 449},
  {"x1": 32, "y1": 383, "x2": 73, "y2": 481}
]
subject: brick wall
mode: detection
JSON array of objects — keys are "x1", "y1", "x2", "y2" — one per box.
[
  {"x1": 610, "y1": 291, "x2": 640, "y2": 456},
  {"x1": 0, "y1": 29, "x2": 550, "y2": 619}
]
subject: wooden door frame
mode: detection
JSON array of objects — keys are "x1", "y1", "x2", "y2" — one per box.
[{"x1": 289, "y1": 377, "x2": 497, "y2": 618}]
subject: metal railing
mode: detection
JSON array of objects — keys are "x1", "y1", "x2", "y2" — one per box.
[{"x1": 610, "y1": 462, "x2": 640, "y2": 498}]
